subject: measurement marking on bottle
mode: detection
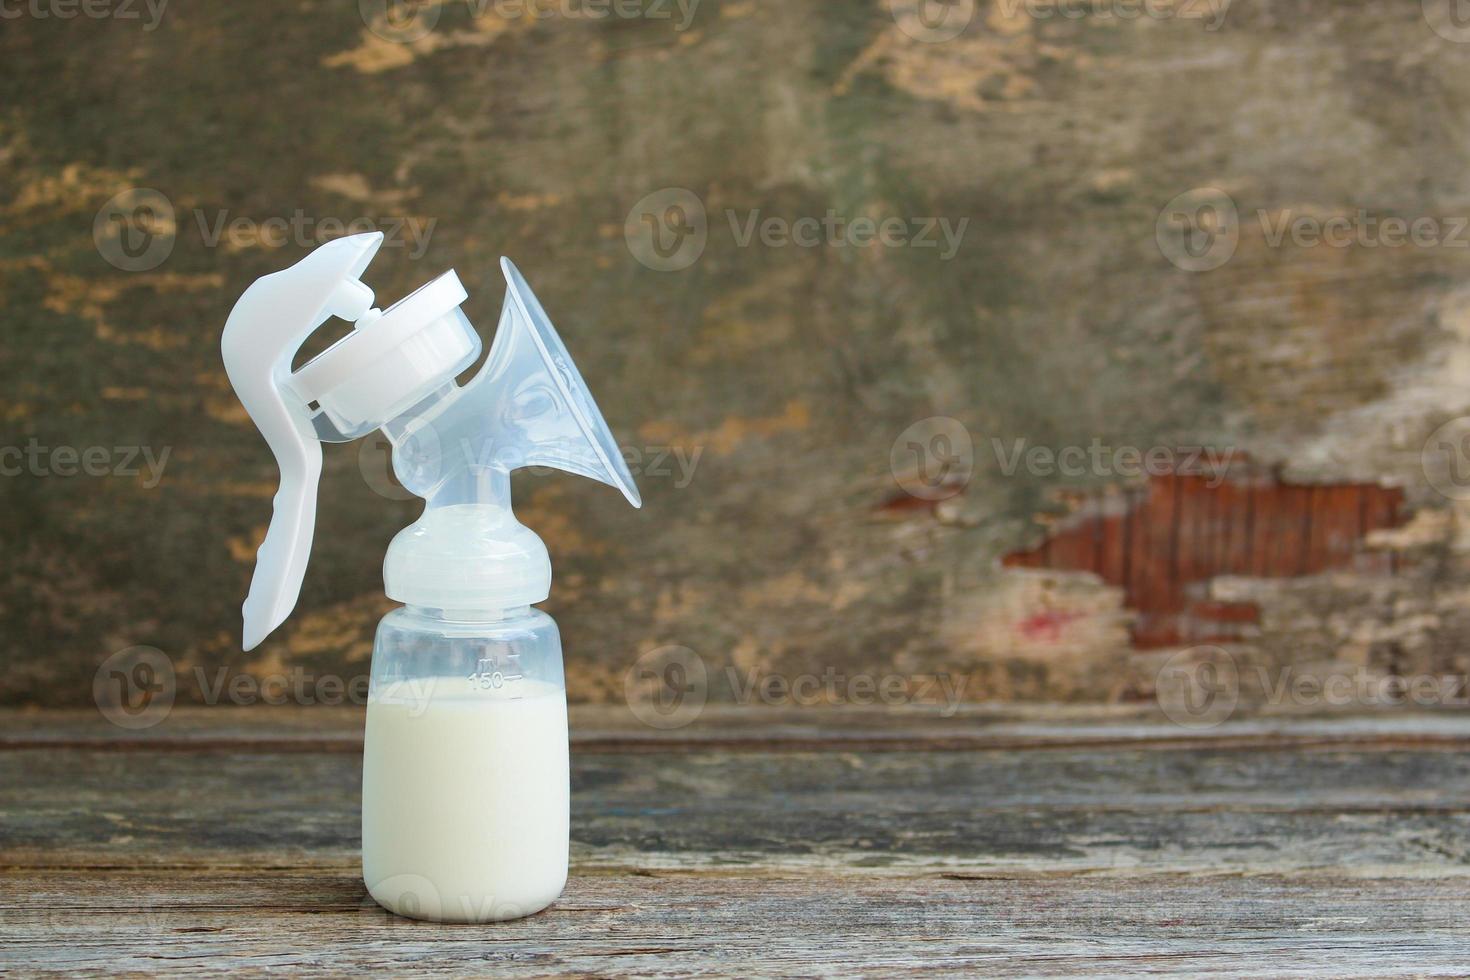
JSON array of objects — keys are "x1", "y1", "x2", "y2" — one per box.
[{"x1": 468, "y1": 655, "x2": 524, "y2": 690}]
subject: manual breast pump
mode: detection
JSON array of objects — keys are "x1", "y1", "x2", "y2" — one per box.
[{"x1": 221, "y1": 232, "x2": 641, "y2": 922}]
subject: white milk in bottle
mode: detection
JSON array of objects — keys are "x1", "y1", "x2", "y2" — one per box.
[
  {"x1": 361, "y1": 606, "x2": 572, "y2": 923},
  {"x1": 362, "y1": 679, "x2": 569, "y2": 922}
]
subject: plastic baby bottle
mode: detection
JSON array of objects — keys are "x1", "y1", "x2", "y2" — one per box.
[{"x1": 221, "y1": 233, "x2": 641, "y2": 922}]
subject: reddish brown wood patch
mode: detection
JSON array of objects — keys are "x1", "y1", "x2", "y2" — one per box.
[{"x1": 1002, "y1": 468, "x2": 1406, "y2": 648}]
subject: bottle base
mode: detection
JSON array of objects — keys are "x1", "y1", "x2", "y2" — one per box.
[{"x1": 366, "y1": 874, "x2": 566, "y2": 923}]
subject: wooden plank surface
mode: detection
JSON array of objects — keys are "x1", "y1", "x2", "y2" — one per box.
[
  {"x1": 8, "y1": 704, "x2": 1470, "y2": 751},
  {"x1": 3, "y1": 709, "x2": 1469, "y2": 975},
  {"x1": 8, "y1": 742, "x2": 1470, "y2": 873},
  {"x1": 6, "y1": 869, "x2": 1470, "y2": 978}
]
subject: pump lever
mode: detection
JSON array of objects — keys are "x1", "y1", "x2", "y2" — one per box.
[{"x1": 221, "y1": 233, "x2": 384, "y2": 650}]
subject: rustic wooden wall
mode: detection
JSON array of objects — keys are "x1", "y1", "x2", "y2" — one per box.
[{"x1": 4, "y1": 0, "x2": 1470, "y2": 711}]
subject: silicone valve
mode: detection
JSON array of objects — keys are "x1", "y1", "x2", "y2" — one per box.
[{"x1": 221, "y1": 233, "x2": 384, "y2": 650}]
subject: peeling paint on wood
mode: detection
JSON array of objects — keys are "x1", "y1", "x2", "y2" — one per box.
[{"x1": 1004, "y1": 465, "x2": 1407, "y2": 648}]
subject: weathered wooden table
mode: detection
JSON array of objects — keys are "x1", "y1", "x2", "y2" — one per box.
[{"x1": 3, "y1": 706, "x2": 1468, "y2": 976}]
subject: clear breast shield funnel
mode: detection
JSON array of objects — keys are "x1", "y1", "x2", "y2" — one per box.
[{"x1": 221, "y1": 233, "x2": 641, "y2": 922}]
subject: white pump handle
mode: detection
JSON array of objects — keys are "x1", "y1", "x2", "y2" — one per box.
[{"x1": 221, "y1": 233, "x2": 385, "y2": 650}]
